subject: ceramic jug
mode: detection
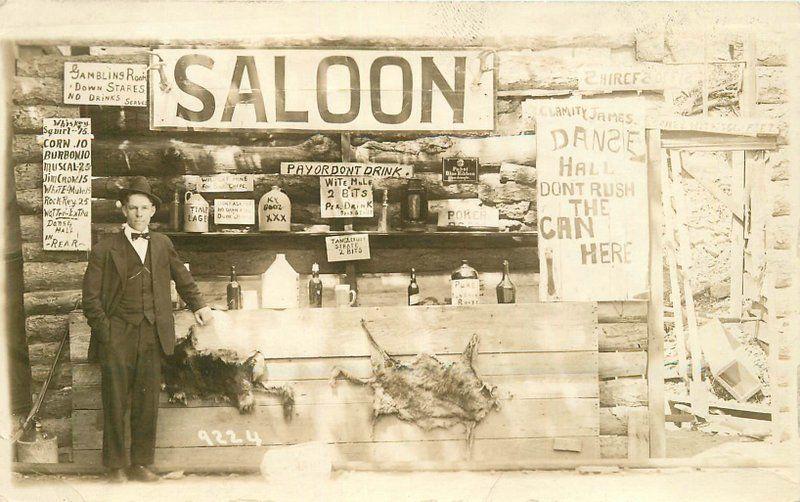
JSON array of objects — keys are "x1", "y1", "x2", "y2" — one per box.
[
  {"x1": 258, "y1": 186, "x2": 291, "y2": 232},
  {"x1": 261, "y1": 254, "x2": 299, "y2": 309},
  {"x1": 183, "y1": 191, "x2": 209, "y2": 233}
]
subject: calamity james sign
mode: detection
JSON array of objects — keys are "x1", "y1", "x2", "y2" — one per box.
[{"x1": 150, "y1": 49, "x2": 494, "y2": 131}]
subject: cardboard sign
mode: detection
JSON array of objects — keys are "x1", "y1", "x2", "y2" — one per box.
[
  {"x1": 451, "y1": 278, "x2": 481, "y2": 305},
  {"x1": 320, "y1": 177, "x2": 374, "y2": 218},
  {"x1": 40, "y1": 118, "x2": 92, "y2": 251},
  {"x1": 651, "y1": 115, "x2": 781, "y2": 137},
  {"x1": 281, "y1": 162, "x2": 413, "y2": 178},
  {"x1": 325, "y1": 234, "x2": 371, "y2": 262},
  {"x1": 431, "y1": 199, "x2": 500, "y2": 229},
  {"x1": 442, "y1": 157, "x2": 479, "y2": 184},
  {"x1": 536, "y1": 108, "x2": 649, "y2": 302},
  {"x1": 186, "y1": 174, "x2": 254, "y2": 192},
  {"x1": 63, "y1": 62, "x2": 147, "y2": 106},
  {"x1": 579, "y1": 65, "x2": 666, "y2": 92},
  {"x1": 150, "y1": 49, "x2": 494, "y2": 131},
  {"x1": 214, "y1": 199, "x2": 255, "y2": 224}
]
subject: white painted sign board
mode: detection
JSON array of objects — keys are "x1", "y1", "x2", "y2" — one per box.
[
  {"x1": 536, "y1": 109, "x2": 649, "y2": 301},
  {"x1": 40, "y1": 118, "x2": 92, "y2": 251},
  {"x1": 320, "y1": 177, "x2": 374, "y2": 218},
  {"x1": 214, "y1": 199, "x2": 255, "y2": 224},
  {"x1": 150, "y1": 49, "x2": 494, "y2": 131},
  {"x1": 325, "y1": 234, "x2": 371, "y2": 262},
  {"x1": 63, "y1": 62, "x2": 147, "y2": 106},
  {"x1": 186, "y1": 174, "x2": 254, "y2": 192},
  {"x1": 281, "y1": 162, "x2": 413, "y2": 178},
  {"x1": 430, "y1": 199, "x2": 500, "y2": 229}
]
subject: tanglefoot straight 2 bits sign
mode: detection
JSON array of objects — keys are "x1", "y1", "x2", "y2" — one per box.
[
  {"x1": 150, "y1": 49, "x2": 494, "y2": 131},
  {"x1": 536, "y1": 107, "x2": 649, "y2": 302}
]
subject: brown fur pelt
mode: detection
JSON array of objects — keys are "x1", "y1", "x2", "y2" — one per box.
[
  {"x1": 330, "y1": 319, "x2": 499, "y2": 446},
  {"x1": 162, "y1": 330, "x2": 294, "y2": 419}
]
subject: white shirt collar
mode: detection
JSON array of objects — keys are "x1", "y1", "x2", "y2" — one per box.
[{"x1": 122, "y1": 223, "x2": 150, "y2": 240}]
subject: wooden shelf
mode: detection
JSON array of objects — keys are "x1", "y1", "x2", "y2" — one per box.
[{"x1": 163, "y1": 231, "x2": 538, "y2": 249}]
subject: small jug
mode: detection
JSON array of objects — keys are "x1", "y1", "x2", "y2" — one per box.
[
  {"x1": 258, "y1": 186, "x2": 291, "y2": 232},
  {"x1": 183, "y1": 191, "x2": 209, "y2": 233}
]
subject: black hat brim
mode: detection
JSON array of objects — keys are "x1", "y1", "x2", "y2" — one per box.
[{"x1": 119, "y1": 189, "x2": 162, "y2": 208}]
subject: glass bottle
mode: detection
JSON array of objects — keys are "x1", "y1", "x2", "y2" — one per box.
[
  {"x1": 496, "y1": 259, "x2": 516, "y2": 304},
  {"x1": 308, "y1": 262, "x2": 323, "y2": 308},
  {"x1": 401, "y1": 178, "x2": 428, "y2": 231},
  {"x1": 450, "y1": 260, "x2": 480, "y2": 306},
  {"x1": 377, "y1": 189, "x2": 389, "y2": 232},
  {"x1": 170, "y1": 190, "x2": 181, "y2": 231},
  {"x1": 227, "y1": 265, "x2": 242, "y2": 310},
  {"x1": 407, "y1": 268, "x2": 420, "y2": 306}
]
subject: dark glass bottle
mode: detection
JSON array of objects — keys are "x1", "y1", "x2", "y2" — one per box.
[
  {"x1": 496, "y1": 259, "x2": 516, "y2": 304},
  {"x1": 170, "y1": 190, "x2": 181, "y2": 231},
  {"x1": 401, "y1": 178, "x2": 428, "y2": 231},
  {"x1": 227, "y1": 265, "x2": 242, "y2": 310},
  {"x1": 308, "y1": 262, "x2": 323, "y2": 308},
  {"x1": 407, "y1": 268, "x2": 420, "y2": 306}
]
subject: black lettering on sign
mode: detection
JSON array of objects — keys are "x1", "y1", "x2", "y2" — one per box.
[
  {"x1": 175, "y1": 54, "x2": 216, "y2": 122},
  {"x1": 421, "y1": 56, "x2": 466, "y2": 124},
  {"x1": 222, "y1": 56, "x2": 268, "y2": 123},
  {"x1": 370, "y1": 56, "x2": 412, "y2": 124},
  {"x1": 317, "y1": 56, "x2": 360, "y2": 124},
  {"x1": 274, "y1": 56, "x2": 308, "y2": 122}
]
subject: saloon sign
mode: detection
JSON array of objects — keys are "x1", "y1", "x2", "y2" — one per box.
[{"x1": 151, "y1": 49, "x2": 494, "y2": 131}]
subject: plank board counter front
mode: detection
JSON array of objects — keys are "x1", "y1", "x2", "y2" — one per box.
[{"x1": 69, "y1": 303, "x2": 604, "y2": 470}]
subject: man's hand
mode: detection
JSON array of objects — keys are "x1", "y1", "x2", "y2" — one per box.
[{"x1": 194, "y1": 306, "x2": 215, "y2": 326}]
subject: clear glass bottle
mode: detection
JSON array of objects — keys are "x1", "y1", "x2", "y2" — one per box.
[
  {"x1": 308, "y1": 262, "x2": 323, "y2": 308},
  {"x1": 377, "y1": 189, "x2": 389, "y2": 232},
  {"x1": 496, "y1": 259, "x2": 516, "y2": 304},
  {"x1": 407, "y1": 268, "x2": 420, "y2": 306},
  {"x1": 450, "y1": 260, "x2": 480, "y2": 306},
  {"x1": 227, "y1": 265, "x2": 242, "y2": 310}
]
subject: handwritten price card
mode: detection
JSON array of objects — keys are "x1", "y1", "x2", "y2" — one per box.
[
  {"x1": 214, "y1": 199, "x2": 255, "y2": 224},
  {"x1": 40, "y1": 118, "x2": 92, "y2": 251},
  {"x1": 325, "y1": 234, "x2": 371, "y2": 262},
  {"x1": 63, "y1": 62, "x2": 147, "y2": 107},
  {"x1": 320, "y1": 177, "x2": 374, "y2": 218}
]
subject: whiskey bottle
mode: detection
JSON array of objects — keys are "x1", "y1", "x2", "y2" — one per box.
[
  {"x1": 407, "y1": 268, "x2": 420, "y2": 306},
  {"x1": 496, "y1": 259, "x2": 516, "y2": 304},
  {"x1": 308, "y1": 262, "x2": 323, "y2": 308},
  {"x1": 227, "y1": 265, "x2": 242, "y2": 310},
  {"x1": 451, "y1": 260, "x2": 480, "y2": 306}
]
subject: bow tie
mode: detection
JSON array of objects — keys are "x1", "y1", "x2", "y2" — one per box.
[{"x1": 131, "y1": 232, "x2": 150, "y2": 241}]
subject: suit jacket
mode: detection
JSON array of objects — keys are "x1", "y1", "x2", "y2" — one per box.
[{"x1": 82, "y1": 231, "x2": 206, "y2": 363}]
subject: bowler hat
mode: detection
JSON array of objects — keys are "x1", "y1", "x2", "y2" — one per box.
[{"x1": 118, "y1": 176, "x2": 162, "y2": 208}]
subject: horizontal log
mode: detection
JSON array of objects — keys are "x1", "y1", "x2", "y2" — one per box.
[
  {"x1": 24, "y1": 289, "x2": 82, "y2": 316},
  {"x1": 25, "y1": 314, "x2": 70, "y2": 343},
  {"x1": 19, "y1": 215, "x2": 43, "y2": 242},
  {"x1": 28, "y1": 341, "x2": 61, "y2": 365},
  {"x1": 23, "y1": 262, "x2": 86, "y2": 292},
  {"x1": 12, "y1": 134, "x2": 40, "y2": 164},
  {"x1": 72, "y1": 437, "x2": 601, "y2": 468},
  {"x1": 14, "y1": 105, "x2": 80, "y2": 133},
  {"x1": 599, "y1": 406, "x2": 645, "y2": 436},
  {"x1": 16, "y1": 53, "x2": 150, "y2": 78},
  {"x1": 498, "y1": 48, "x2": 612, "y2": 91},
  {"x1": 499, "y1": 162, "x2": 536, "y2": 186},
  {"x1": 73, "y1": 398, "x2": 599, "y2": 449},
  {"x1": 22, "y1": 242, "x2": 88, "y2": 263},
  {"x1": 39, "y1": 417, "x2": 72, "y2": 448},
  {"x1": 14, "y1": 163, "x2": 42, "y2": 190},
  {"x1": 599, "y1": 378, "x2": 647, "y2": 407},
  {"x1": 598, "y1": 351, "x2": 647, "y2": 379},
  {"x1": 597, "y1": 323, "x2": 648, "y2": 351},
  {"x1": 599, "y1": 435, "x2": 627, "y2": 459},
  {"x1": 353, "y1": 134, "x2": 536, "y2": 169},
  {"x1": 39, "y1": 388, "x2": 72, "y2": 419},
  {"x1": 16, "y1": 189, "x2": 42, "y2": 214},
  {"x1": 31, "y1": 362, "x2": 72, "y2": 390},
  {"x1": 12, "y1": 76, "x2": 64, "y2": 105}
]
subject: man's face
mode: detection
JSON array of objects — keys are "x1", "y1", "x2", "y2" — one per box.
[{"x1": 122, "y1": 193, "x2": 156, "y2": 231}]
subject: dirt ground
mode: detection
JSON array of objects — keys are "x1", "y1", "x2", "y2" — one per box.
[{"x1": 5, "y1": 433, "x2": 798, "y2": 502}]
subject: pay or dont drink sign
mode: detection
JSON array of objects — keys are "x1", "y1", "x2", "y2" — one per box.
[
  {"x1": 536, "y1": 108, "x2": 649, "y2": 301},
  {"x1": 41, "y1": 118, "x2": 92, "y2": 251}
]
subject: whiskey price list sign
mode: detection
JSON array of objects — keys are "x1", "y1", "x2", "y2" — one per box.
[
  {"x1": 40, "y1": 118, "x2": 93, "y2": 251},
  {"x1": 536, "y1": 109, "x2": 649, "y2": 301}
]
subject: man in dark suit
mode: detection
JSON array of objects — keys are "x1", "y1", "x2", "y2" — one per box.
[{"x1": 82, "y1": 177, "x2": 213, "y2": 482}]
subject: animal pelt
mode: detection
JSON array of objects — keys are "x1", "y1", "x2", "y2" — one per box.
[
  {"x1": 162, "y1": 329, "x2": 294, "y2": 419},
  {"x1": 330, "y1": 319, "x2": 499, "y2": 446}
]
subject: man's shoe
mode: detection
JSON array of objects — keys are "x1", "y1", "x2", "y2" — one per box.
[
  {"x1": 127, "y1": 464, "x2": 160, "y2": 482},
  {"x1": 107, "y1": 468, "x2": 127, "y2": 483}
]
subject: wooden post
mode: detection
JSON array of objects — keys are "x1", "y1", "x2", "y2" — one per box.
[
  {"x1": 627, "y1": 408, "x2": 650, "y2": 460},
  {"x1": 340, "y1": 133, "x2": 358, "y2": 297},
  {"x1": 669, "y1": 150, "x2": 707, "y2": 419},
  {"x1": 729, "y1": 151, "x2": 745, "y2": 318},
  {"x1": 646, "y1": 129, "x2": 666, "y2": 458}
]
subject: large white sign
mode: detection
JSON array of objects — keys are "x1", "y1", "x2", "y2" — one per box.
[
  {"x1": 150, "y1": 49, "x2": 494, "y2": 131},
  {"x1": 40, "y1": 118, "x2": 92, "y2": 251},
  {"x1": 63, "y1": 62, "x2": 147, "y2": 107},
  {"x1": 281, "y1": 162, "x2": 413, "y2": 178},
  {"x1": 536, "y1": 108, "x2": 649, "y2": 301}
]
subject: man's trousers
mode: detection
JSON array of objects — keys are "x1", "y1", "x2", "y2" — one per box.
[{"x1": 100, "y1": 316, "x2": 162, "y2": 469}]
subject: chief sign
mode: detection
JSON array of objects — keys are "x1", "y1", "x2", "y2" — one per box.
[{"x1": 150, "y1": 49, "x2": 494, "y2": 131}]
